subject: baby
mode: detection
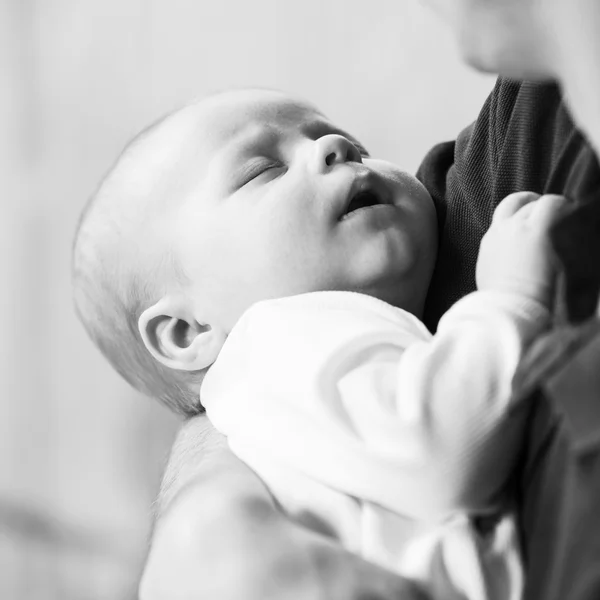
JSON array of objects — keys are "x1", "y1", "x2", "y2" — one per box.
[{"x1": 72, "y1": 88, "x2": 564, "y2": 600}]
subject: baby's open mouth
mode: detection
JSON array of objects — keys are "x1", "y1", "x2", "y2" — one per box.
[{"x1": 341, "y1": 188, "x2": 383, "y2": 219}]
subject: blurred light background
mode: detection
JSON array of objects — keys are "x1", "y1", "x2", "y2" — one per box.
[{"x1": 0, "y1": 1, "x2": 494, "y2": 598}]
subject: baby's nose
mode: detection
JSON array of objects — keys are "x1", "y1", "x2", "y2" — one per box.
[{"x1": 312, "y1": 134, "x2": 362, "y2": 173}]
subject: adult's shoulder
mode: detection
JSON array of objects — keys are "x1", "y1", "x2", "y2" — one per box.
[
  {"x1": 419, "y1": 77, "x2": 576, "y2": 330},
  {"x1": 417, "y1": 78, "x2": 567, "y2": 204}
]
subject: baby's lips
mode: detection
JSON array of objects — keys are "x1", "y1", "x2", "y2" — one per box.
[{"x1": 340, "y1": 170, "x2": 389, "y2": 216}]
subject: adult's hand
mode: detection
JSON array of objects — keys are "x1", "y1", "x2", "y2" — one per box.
[{"x1": 139, "y1": 415, "x2": 426, "y2": 600}]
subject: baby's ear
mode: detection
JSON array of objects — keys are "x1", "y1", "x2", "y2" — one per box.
[{"x1": 138, "y1": 297, "x2": 227, "y2": 371}]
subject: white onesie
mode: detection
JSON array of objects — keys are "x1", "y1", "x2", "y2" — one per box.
[{"x1": 202, "y1": 290, "x2": 549, "y2": 600}]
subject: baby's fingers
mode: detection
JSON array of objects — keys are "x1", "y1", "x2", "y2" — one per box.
[
  {"x1": 528, "y1": 194, "x2": 571, "y2": 227},
  {"x1": 493, "y1": 191, "x2": 541, "y2": 222}
]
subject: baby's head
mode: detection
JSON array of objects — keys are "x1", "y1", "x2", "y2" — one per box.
[{"x1": 73, "y1": 89, "x2": 437, "y2": 416}]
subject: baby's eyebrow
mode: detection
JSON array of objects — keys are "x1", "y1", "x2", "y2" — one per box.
[
  {"x1": 228, "y1": 125, "x2": 279, "y2": 155},
  {"x1": 214, "y1": 128, "x2": 279, "y2": 191}
]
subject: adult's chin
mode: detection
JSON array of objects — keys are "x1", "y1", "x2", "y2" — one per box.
[
  {"x1": 461, "y1": 46, "x2": 556, "y2": 81},
  {"x1": 455, "y1": 14, "x2": 557, "y2": 81}
]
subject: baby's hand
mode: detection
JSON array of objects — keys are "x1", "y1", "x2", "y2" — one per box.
[{"x1": 476, "y1": 192, "x2": 570, "y2": 307}]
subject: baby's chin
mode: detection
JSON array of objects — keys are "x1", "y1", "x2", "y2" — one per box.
[
  {"x1": 345, "y1": 257, "x2": 428, "y2": 316},
  {"x1": 360, "y1": 281, "x2": 427, "y2": 318},
  {"x1": 384, "y1": 242, "x2": 437, "y2": 313}
]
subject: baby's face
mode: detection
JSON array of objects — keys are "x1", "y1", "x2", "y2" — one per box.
[{"x1": 171, "y1": 90, "x2": 437, "y2": 330}]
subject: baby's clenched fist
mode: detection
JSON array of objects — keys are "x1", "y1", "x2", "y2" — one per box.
[{"x1": 476, "y1": 192, "x2": 571, "y2": 308}]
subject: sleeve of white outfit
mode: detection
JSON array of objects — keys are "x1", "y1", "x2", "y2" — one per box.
[{"x1": 320, "y1": 290, "x2": 550, "y2": 520}]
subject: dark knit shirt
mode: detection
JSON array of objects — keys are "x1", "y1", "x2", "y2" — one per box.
[{"x1": 418, "y1": 77, "x2": 600, "y2": 331}]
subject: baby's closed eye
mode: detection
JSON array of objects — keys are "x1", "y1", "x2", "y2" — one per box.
[{"x1": 237, "y1": 158, "x2": 286, "y2": 187}]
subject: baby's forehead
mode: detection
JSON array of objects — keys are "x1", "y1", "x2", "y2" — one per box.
[
  {"x1": 142, "y1": 90, "x2": 353, "y2": 192},
  {"x1": 191, "y1": 90, "x2": 328, "y2": 146},
  {"x1": 208, "y1": 89, "x2": 321, "y2": 119}
]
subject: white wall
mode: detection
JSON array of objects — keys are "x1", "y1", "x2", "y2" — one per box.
[{"x1": 0, "y1": 1, "x2": 494, "y2": 598}]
